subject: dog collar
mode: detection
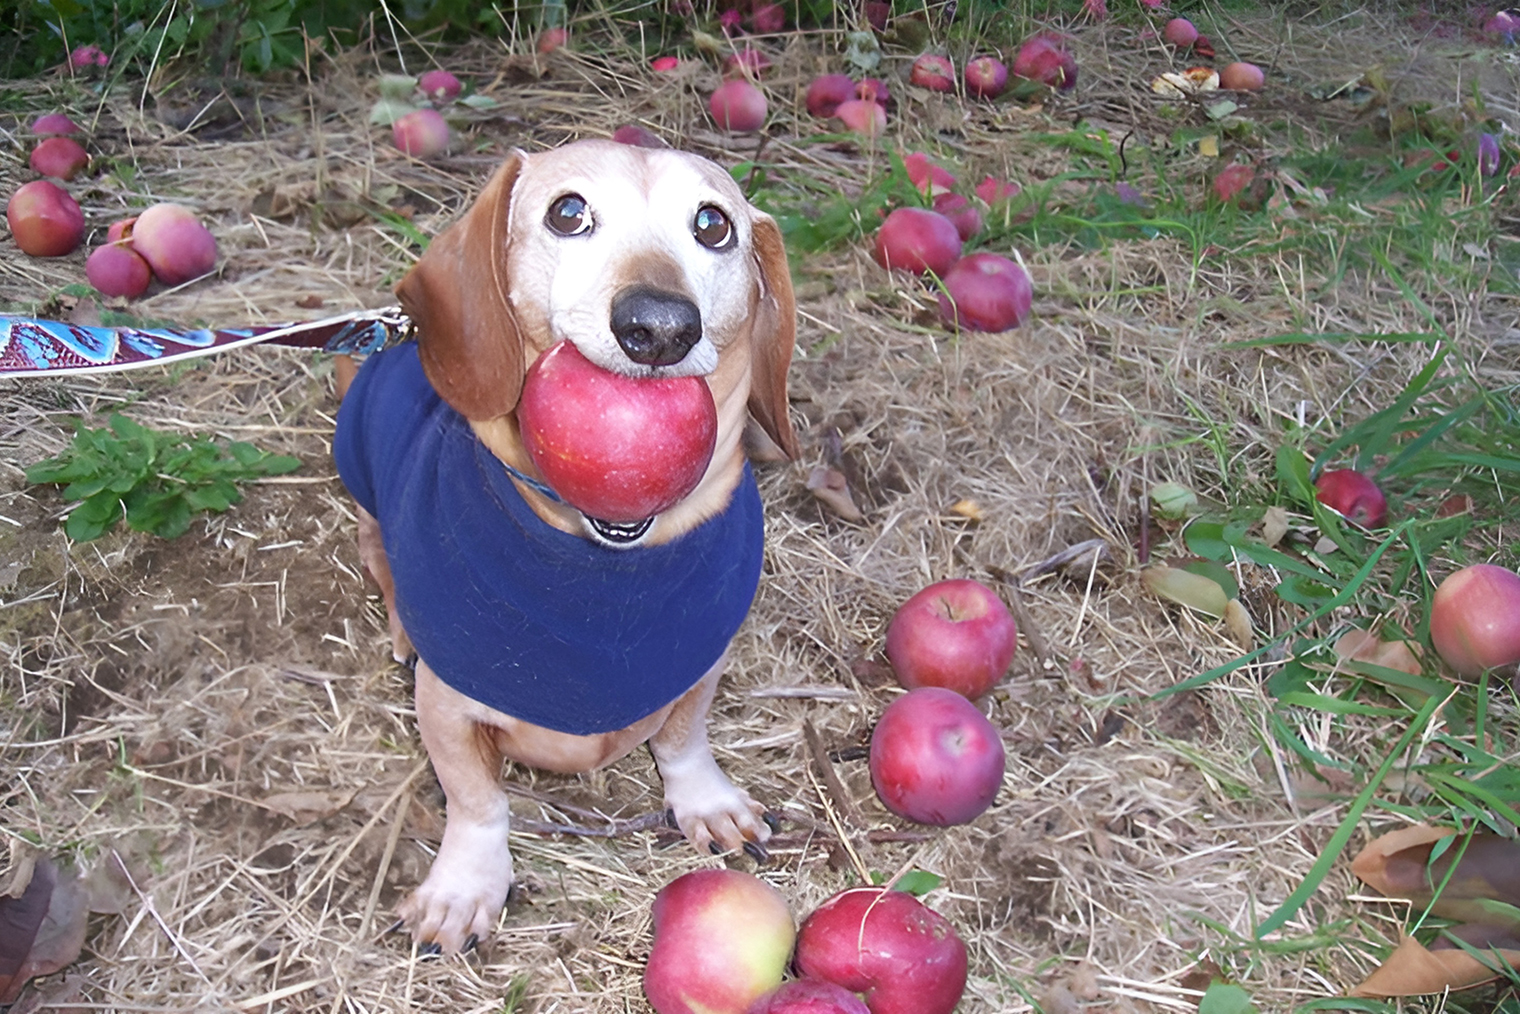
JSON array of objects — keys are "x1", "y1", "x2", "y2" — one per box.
[{"x1": 496, "y1": 458, "x2": 562, "y2": 503}]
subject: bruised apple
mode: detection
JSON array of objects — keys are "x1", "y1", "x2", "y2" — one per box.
[
  {"x1": 794, "y1": 887, "x2": 967, "y2": 1014},
  {"x1": 873, "y1": 208, "x2": 961, "y2": 276},
  {"x1": 130, "y1": 203, "x2": 217, "y2": 285},
  {"x1": 909, "y1": 54, "x2": 956, "y2": 92},
  {"x1": 86, "y1": 242, "x2": 152, "y2": 298},
  {"x1": 644, "y1": 869, "x2": 794, "y2": 1014},
  {"x1": 963, "y1": 56, "x2": 1008, "y2": 99},
  {"x1": 6, "y1": 180, "x2": 85, "y2": 257},
  {"x1": 29, "y1": 137, "x2": 89, "y2": 180},
  {"x1": 1429, "y1": 564, "x2": 1520, "y2": 677},
  {"x1": 1315, "y1": 468, "x2": 1387, "y2": 528},
  {"x1": 711, "y1": 79, "x2": 768, "y2": 132},
  {"x1": 869, "y1": 687, "x2": 1005, "y2": 826},
  {"x1": 518, "y1": 341, "x2": 718, "y2": 522},
  {"x1": 885, "y1": 578, "x2": 1017, "y2": 697},
  {"x1": 903, "y1": 152, "x2": 956, "y2": 196},
  {"x1": 938, "y1": 253, "x2": 1033, "y2": 332},
  {"x1": 806, "y1": 74, "x2": 857, "y2": 118},
  {"x1": 747, "y1": 978, "x2": 871, "y2": 1014}
]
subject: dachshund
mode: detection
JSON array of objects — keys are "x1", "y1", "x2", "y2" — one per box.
[{"x1": 332, "y1": 138, "x2": 797, "y2": 954}]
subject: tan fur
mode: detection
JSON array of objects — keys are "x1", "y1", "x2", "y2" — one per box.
[{"x1": 357, "y1": 139, "x2": 796, "y2": 952}]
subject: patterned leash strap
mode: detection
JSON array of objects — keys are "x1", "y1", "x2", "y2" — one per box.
[{"x1": 0, "y1": 307, "x2": 414, "y2": 378}]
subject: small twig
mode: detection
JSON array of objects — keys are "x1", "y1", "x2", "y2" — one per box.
[
  {"x1": 112, "y1": 849, "x2": 210, "y2": 983},
  {"x1": 513, "y1": 811, "x2": 671, "y2": 839},
  {"x1": 1018, "y1": 538, "x2": 1112, "y2": 584},
  {"x1": 1004, "y1": 583, "x2": 1051, "y2": 668},
  {"x1": 802, "y1": 719, "x2": 861, "y2": 826}
]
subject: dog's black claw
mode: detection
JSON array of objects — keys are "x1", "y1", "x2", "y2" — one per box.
[
  {"x1": 418, "y1": 942, "x2": 442, "y2": 958},
  {"x1": 743, "y1": 840, "x2": 769, "y2": 864},
  {"x1": 709, "y1": 841, "x2": 724, "y2": 856},
  {"x1": 463, "y1": 934, "x2": 478, "y2": 953},
  {"x1": 665, "y1": 808, "x2": 679, "y2": 829},
  {"x1": 383, "y1": 918, "x2": 406, "y2": 936},
  {"x1": 762, "y1": 811, "x2": 782, "y2": 833}
]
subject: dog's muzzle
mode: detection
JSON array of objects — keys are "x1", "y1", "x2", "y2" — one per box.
[
  {"x1": 586, "y1": 515, "x2": 655, "y2": 545},
  {"x1": 610, "y1": 286, "x2": 703, "y2": 367}
]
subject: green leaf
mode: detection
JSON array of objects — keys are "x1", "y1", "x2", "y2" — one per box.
[
  {"x1": 1266, "y1": 658, "x2": 1315, "y2": 698},
  {"x1": 1274, "y1": 575, "x2": 1337, "y2": 608},
  {"x1": 65, "y1": 493, "x2": 123, "y2": 542},
  {"x1": 889, "y1": 870, "x2": 943, "y2": 896},
  {"x1": 1199, "y1": 981, "x2": 1258, "y2": 1014}
]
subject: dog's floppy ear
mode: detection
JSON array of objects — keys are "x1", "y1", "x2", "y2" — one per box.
[
  {"x1": 396, "y1": 153, "x2": 524, "y2": 421},
  {"x1": 747, "y1": 214, "x2": 800, "y2": 459}
]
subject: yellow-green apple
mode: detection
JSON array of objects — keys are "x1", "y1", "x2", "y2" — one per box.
[
  {"x1": 644, "y1": 869, "x2": 795, "y2": 1014},
  {"x1": 1314, "y1": 468, "x2": 1387, "y2": 528},
  {"x1": 794, "y1": 887, "x2": 967, "y2": 1014},
  {"x1": 747, "y1": 978, "x2": 870, "y2": 1014},
  {"x1": 869, "y1": 687, "x2": 1005, "y2": 825},
  {"x1": 6, "y1": 180, "x2": 85, "y2": 257},
  {"x1": 517, "y1": 340, "x2": 718, "y2": 523},
  {"x1": 885, "y1": 578, "x2": 1017, "y2": 697},
  {"x1": 1429, "y1": 564, "x2": 1520, "y2": 677}
]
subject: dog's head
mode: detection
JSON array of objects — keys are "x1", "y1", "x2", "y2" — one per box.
[{"x1": 395, "y1": 139, "x2": 798, "y2": 488}]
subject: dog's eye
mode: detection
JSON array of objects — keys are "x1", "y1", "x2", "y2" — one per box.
[
  {"x1": 546, "y1": 194, "x2": 592, "y2": 236},
  {"x1": 692, "y1": 205, "x2": 735, "y2": 250}
]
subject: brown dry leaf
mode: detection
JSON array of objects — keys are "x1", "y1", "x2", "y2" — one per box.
[
  {"x1": 1351, "y1": 825, "x2": 1520, "y2": 923},
  {"x1": 806, "y1": 466, "x2": 864, "y2": 522},
  {"x1": 1260, "y1": 506, "x2": 1290, "y2": 548},
  {"x1": 1141, "y1": 564, "x2": 1229, "y2": 618},
  {"x1": 948, "y1": 499, "x2": 983, "y2": 521},
  {"x1": 1335, "y1": 629, "x2": 1424, "y2": 677},
  {"x1": 1351, "y1": 932, "x2": 1520, "y2": 997},
  {"x1": 261, "y1": 787, "x2": 359, "y2": 825},
  {"x1": 0, "y1": 857, "x2": 89, "y2": 1006},
  {"x1": 1224, "y1": 598, "x2": 1254, "y2": 649},
  {"x1": 1039, "y1": 982, "x2": 1083, "y2": 1014}
]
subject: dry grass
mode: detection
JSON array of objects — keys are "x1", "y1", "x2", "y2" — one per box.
[{"x1": 1, "y1": 8, "x2": 1517, "y2": 1013}]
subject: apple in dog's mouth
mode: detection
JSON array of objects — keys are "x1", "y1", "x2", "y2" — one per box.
[{"x1": 517, "y1": 340, "x2": 718, "y2": 534}]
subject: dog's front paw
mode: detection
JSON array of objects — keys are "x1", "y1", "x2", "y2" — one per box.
[
  {"x1": 662, "y1": 758, "x2": 771, "y2": 859},
  {"x1": 396, "y1": 821, "x2": 513, "y2": 954}
]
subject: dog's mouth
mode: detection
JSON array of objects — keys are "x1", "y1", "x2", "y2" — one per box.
[{"x1": 586, "y1": 515, "x2": 655, "y2": 545}]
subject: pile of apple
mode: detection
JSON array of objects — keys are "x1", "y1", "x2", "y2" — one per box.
[
  {"x1": 5, "y1": 113, "x2": 218, "y2": 298},
  {"x1": 872, "y1": 151, "x2": 1033, "y2": 334},
  {"x1": 644, "y1": 869, "x2": 968, "y2": 1014},
  {"x1": 1313, "y1": 468, "x2": 1520, "y2": 677}
]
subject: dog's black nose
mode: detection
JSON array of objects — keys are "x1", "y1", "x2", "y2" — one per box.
[{"x1": 610, "y1": 287, "x2": 703, "y2": 366}]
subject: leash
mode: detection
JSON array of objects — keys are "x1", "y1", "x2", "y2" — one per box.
[{"x1": 0, "y1": 306, "x2": 564, "y2": 502}]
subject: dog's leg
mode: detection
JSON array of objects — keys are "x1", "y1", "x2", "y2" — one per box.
[
  {"x1": 397, "y1": 661, "x2": 514, "y2": 953},
  {"x1": 649, "y1": 655, "x2": 771, "y2": 856},
  {"x1": 356, "y1": 507, "x2": 413, "y2": 663}
]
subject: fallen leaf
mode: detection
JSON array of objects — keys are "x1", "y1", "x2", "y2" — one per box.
[
  {"x1": 1142, "y1": 564, "x2": 1229, "y2": 618},
  {"x1": 1351, "y1": 932, "x2": 1520, "y2": 997},
  {"x1": 947, "y1": 499, "x2": 983, "y2": 521},
  {"x1": 806, "y1": 466, "x2": 864, "y2": 522},
  {"x1": 1198, "y1": 135, "x2": 1220, "y2": 158},
  {"x1": 1039, "y1": 983, "x2": 1082, "y2": 1014},
  {"x1": 1335, "y1": 629, "x2": 1424, "y2": 677},
  {"x1": 1149, "y1": 481, "x2": 1199, "y2": 519},
  {"x1": 0, "y1": 857, "x2": 89, "y2": 1005},
  {"x1": 1224, "y1": 598, "x2": 1254, "y2": 649},
  {"x1": 1260, "y1": 506, "x2": 1290, "y2": 548},
  {"x1": 261, "y1": 788, "x2": 358, "y2": 825},
  {"x1": 1351, "y1": 825, "x2": 1520, "y2": 921},
  {"x1": 1199, "y1": 980, "x2": 1257, "y2": 1014}
]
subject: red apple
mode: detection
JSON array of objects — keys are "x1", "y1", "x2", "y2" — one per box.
[
  {"x1": 854, "y1": 78, "x2": 890, "y2": 107},
  {"x1": 1315, "y1": 468, "x2": 1387, "y2": 528},
  {"x1": 652, "y1": 55, "x2": 681, "y2": 72},
  {"x1": 870, "y1": 687, "x2": 1005, "y2": 825},
  {"x1": 751, "y1": 2, "x2": 785, "y2": 33},
  {"x1": 612, "y1": 124, "x2": 667, "y2": 148},
  {"x1": 794, "y1": 887, "x2": 967, "y2": 1014},
  {"x1": 963, "y1": 56, "x2": 1008, "y2": 99},
  {"x1": 864, "y1": 1, "x2": 890, "y2": 30},
  {"x1": 1219, "y1": 61, "x2": 1264, "y2": 91},
  {"x1": 1429, "y1": 564, "x2": 1520, "y2": 677},
  {"x1": 885, "y1": 579, "x2": 1017, "y2": 696},
  {"x1": 537, "y1": 27, "x2": 569, "y2": 53},
  {"x1": 931, "y1": 194, "x2": 981, "y2": 241},
  {"x1": 392, "y1": 108, "x2": 449, "y2": 158},
  {"x1": 806, "y1": 74, "x2": 857, "y2": 118},
  {"x1": 31, "y1": 113, "x2": 81, "y2": 136},
  {"x1": 872, "y1": 208, "x2": 961, "y2": 276},
  {"x1": 68, "y1": 44, "x2": 109, "y2": 70},
  {"x1": 418, "y1": 69, "x2": 462, "y2": 102},
  {"x1": 1212, "y1": 163, "x2": 1256, "y2": 203},
  {"x1": 130, "y1": 203, "x2": 217, "y2": 286},
  {"x1": 29, "y1": 137, "x2": 89, "y2": 181},
  {"x1": 1163, "y1": 17, "x2": 1198, "y2": 47},
  {"x1": 902, "y1": 152, "x2": 956, "y2": 196},
  {"x1": 711, "y1": 79, "x2": 769, "y2": 132},
  {"x1": 106, "y1": 217, "x2": 136, "y2": 243},
  {"x1": 1013, "y1": 33, "x2": 1077, "y2": 91},
  {"x1": 85, "y1": 242, "x2": 152, "y2": 298},
  {"x1": 747, "y1": 978, "x2": 871, "y2": 1014},
  {"x1": 518, "y1": 341, "x2": 718, "y2": 522},
  {"x1": 938, "y1": 253, "x2": 1032, "y2": 332},
  {"x1": 644, "y1": 869, "x2": 794, "y2": 1014},
  {"x1": 909, "y1": 54, "x2": 956, "y2": 92},
  {"x1": 833, "y1": 99, "x2": 886, "y2": 138},
  {"x1": 6, "y1": 180, "x2": 85, "y2": 257},
  {"x1": 974, "y1": 175, "x2": 1021, "y2": 204},
  {"x1": 723, "y1": 49, "x2": 773, "y2": 79}
]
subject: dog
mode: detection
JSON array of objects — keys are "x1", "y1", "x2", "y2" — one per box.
[{"x1": 332, "y1": 138, "x2": 798, "y2": 954}]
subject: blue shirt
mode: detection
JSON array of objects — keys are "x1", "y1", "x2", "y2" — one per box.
[{"x1": 333, "y1": 343, "x2": 763, "y2": 735}]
